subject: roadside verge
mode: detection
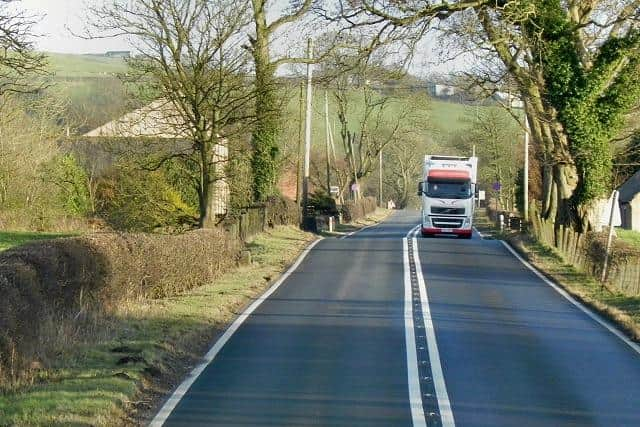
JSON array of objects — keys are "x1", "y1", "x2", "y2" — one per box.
[
  {"x1": 322, "y1": 208, "x2": 391, "y2": 238},
  {"x1": 475, "y1": 206, "x2": 639, "y2": 345},
  {"x1": 0, "y1": 226, "x2": 317, "y2": 426},
  {"x1": 504, "y1": 233, "x2": 640, "y2": 344}
]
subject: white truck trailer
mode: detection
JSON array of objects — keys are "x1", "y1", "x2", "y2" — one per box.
[{"x1": 418, "y1": 155, "x2": 478, "y2": 239}]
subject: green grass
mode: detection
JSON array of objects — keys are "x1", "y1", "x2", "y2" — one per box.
[
  {"x1": 45, "y1": 53, "x2": 128, "y2": 78},
  {"x1": 0, "y1": 225, "x2": 316, "y2": 426},
  {"x1": 0, "y1": 231, "x2": 72, "y2": 251},
  {"x1": 617, "y1": 228, "x2": 640, "y2": 249}
]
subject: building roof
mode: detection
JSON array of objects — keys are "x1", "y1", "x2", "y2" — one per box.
[
  {"x1": 619, "y1": 169, "x2": 640, "y2": 203},
  {"x1": 84, "y1": 99, "x2": 190, "y2": 139}
]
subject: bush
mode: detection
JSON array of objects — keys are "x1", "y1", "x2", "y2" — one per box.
[
  {"x1": 0, "y1": 228, "x2": 240, "y2": 384},
  {"x1": 265, "y1": 195, "x2": 299, "y2": 227},
  {"x1": 96, "y1": 165, "x2": 198, "y2": 232},
  {"x1": 341, "y1": 196, "x2": 377, "y2": 222},
  {"x1": 43, "y1": 153, "x2": 93, "y2": 216},
  {"x1": 308, "y1": 190, "x2": 338, "y2": 216}
]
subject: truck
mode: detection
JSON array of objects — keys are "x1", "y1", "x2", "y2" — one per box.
[{"x1": 417, "y1": 155, "x2": 478, "y2": 239}]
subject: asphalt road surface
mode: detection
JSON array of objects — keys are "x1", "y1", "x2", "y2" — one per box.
[{"x1": 152, "y1": 210, "x2": 640, "y2": 427}]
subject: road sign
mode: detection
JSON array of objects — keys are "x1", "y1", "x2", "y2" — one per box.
[
  {"x1": 330, "y1": 185, "x2": 339, "y2": 195},
  {"x1": 351, "y1": 183, "x2": 360, "y2": 192},
  {"x1": 492, "y1": 182, "x2": 501, "y2": 191},
  {"x1": 478, "y1": 190, "x2": 486, "y2": 201},
  {"x1": 599, "y1": 191, "x2": 621, "y2": 228}
]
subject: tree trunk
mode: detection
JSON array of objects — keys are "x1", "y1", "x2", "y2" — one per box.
[{"x1": 250, "y1": 3, "x2": 280, "y2": 202}]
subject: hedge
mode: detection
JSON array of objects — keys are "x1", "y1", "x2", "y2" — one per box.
[
  {"x1": 341, "y1": 197, "x2": 377, "y2": 222},
  {"x1": 0, "y1": 228, "x2": 240, "y2": 384}
]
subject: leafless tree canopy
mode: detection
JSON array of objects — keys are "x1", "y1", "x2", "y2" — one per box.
[
  {"x1": 87, "y1": 0, "x2": 257, "y2": 227},
  {"x1": 0, "y1": 0, "x2": 49, "y2": 94}
]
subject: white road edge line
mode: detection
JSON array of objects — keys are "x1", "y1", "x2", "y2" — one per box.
[
  {"x1": 412, "y1": 234, "x2": 456, "y2": 427},
  {"x1": 472, "y1": 226, "x2": 484, "y2": 238},
  {"x1": 403, "y1": 228, "x2": 426, "y2": 427},
  {"x1": 501, "y1": 241, "x2": 640, "y2": 356},
  {"x1": 340, "y1": 220, "x2": 380, "y2": 239},
  {"x1": 149, "y1": 237, "x2": 324, "y2": 427}
]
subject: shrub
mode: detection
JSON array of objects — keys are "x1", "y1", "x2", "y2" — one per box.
[
  {"x1": 0, "y1": 228, "x2": 240, "y2": 384},
  {"x1": 265, "y1": 195, "x2": 298, "y2": 227},
  {"x1": 43, "y1": 153, "x2": 93, "y2": 216},
  {"x1": 96, "y1": 165, "x2": 198, "y2": 232},
  {"x1": 341, "y1": 196, "x2": 377, "y2": 222},
  {"x1": 308, "y1": 190, "x2": 338, "y2": 216}
]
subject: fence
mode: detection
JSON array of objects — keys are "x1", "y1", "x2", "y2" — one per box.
[
  {"x1": 222, "y1": 196, "x2": 299, "y2": 242},
  {"x1": 529, "y1": 214, "x2": 640, "y2": 296}
]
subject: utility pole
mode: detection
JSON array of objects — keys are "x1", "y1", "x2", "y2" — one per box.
[
  {"x1": 324, "y1": 90, "x2": 331, "y2": 195},
  {"x1": 378, "y1": 148, "x2": 383, "y2": 207},
  {"x1": 524, "y1": 115, "x2": 530, "y2": 222},
  {"x1": 302, "y1": 38, "x2": 313, "y2": 225},
  {"x1": 295, "y1": 82, "x2": 304, "y2": 204}
]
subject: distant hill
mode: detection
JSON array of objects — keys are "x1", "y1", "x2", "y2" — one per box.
[{"x1": 45, "y1": 52, "x2": 129, "y2": 78}]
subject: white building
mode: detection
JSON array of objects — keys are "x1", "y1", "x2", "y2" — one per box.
[{"x1": 84, "y1": 99, "x2": 229, "y2": 215}]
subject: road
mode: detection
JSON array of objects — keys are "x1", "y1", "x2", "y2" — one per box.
[{"x1": 152, "y1": 210, "x2": 640, "y2": 427}]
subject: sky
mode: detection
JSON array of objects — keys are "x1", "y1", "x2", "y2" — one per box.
[
  {"x1": 20, "y1": 0, "x2": 134, "y2": 54},
  {"x1": 17, "y1": 0, "x2": 457, "y2": 76}
]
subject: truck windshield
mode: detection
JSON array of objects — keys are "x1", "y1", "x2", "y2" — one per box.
[{"x1": 425, "y1": 179, "x2": 472, "y2": 199}]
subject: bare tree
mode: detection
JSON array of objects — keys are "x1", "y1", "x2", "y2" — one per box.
[
  {"x1": 383, "y1": 139, "x2": 422, "y2": 209},
  {"x1": 0, "y1": 0, "x2": 49, "y2": 94},
  {"x1": 87, "y1": 0, "x2": 255, "y2": 228},
  {"x1": 346, "y1": 0, "x2": 640, "y2": 231},
  {"x1": 329, "y1": 54, "x2": 423, "y2": 200}
]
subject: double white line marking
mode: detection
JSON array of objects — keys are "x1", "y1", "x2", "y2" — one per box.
[{"x1": 404, "y1": 225, "x2": 455, "y2": 427}]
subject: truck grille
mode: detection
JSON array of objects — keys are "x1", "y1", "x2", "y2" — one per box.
[
  {"x1": 431, "y1": 217, "x2": 464, "y2": 228},
  {"x1": 431, "y1": 207, "x2": 465, "y2": 215}
]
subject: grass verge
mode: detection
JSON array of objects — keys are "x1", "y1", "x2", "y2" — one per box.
[
  {"x1": 616, "y1": 228, "x2": 640, "y2": 250},
  {"x1": 321, "y1": 208, "x2": 391, "y2": 238},
  {"x1": 0, "y1": 231, "x2": 74, "y2": 251},
  {"x1": 0, "y1": 225, "x2": 316, "y2": 426}
]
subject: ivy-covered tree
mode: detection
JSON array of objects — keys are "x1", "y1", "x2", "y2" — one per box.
[{"x1": 346, "y1": 0, "x2": 640, "y2": 231}]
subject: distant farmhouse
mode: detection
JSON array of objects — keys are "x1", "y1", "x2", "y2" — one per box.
[
  {"x1": 84, "y1": 99, "x2": 229, "y2": 215},
  {"x1": 619, "y1": 169, "x2": 640, "y2": 231},
  {"x1": 105, "y1": 51, "x2": 131, "y2": 58}
]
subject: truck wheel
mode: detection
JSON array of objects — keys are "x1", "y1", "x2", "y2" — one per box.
[
  {"x1": 459, "y1": 234, "x2": 472, "y2": 240},
  {"x1": 421, "y1": 231, "x2": 433, "y2": 238}
]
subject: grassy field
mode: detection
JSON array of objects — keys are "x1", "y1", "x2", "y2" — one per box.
[
  {"x1": 617, "y1": 228, "x2": 640, "y2": 249},
  {"x1": 46, "y1": 52, "x2": 128, "y2": 78},
  {"x1": 0, "y1": 225, "x2": 316, "y2": 426},
  {"x1": 0, "y1": 231, "x2": 72, "y2": 251}
]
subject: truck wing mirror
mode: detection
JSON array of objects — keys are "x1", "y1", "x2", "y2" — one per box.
[{"x1": 417, "y1": 182, "x2": 423, "y2": 196}]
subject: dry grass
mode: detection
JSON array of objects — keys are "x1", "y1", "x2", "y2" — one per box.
[
  {"x1": 0, "y1": 225, "x2": 316, "y2": 426},
  {"x1": 0, "y1": 228, "x2": 241, "y2": 386}
]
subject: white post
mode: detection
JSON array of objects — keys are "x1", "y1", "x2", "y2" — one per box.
[
  {"x1": 601, "y1": 190, "x2": 620, "y2": 283},
  {"x1": 302, "y1": 38, "x2": 313, "y2": 216},
  {"x1": 329, "y1": 216, "x2": 334, "y2": 232},
  {"x1": 524, "y1": 116, "x2": 530, "y2": 222},
  {"x1": 378, "y1": 148, "x2": 383, "y2": 207}
]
